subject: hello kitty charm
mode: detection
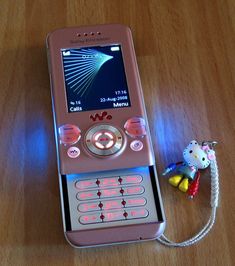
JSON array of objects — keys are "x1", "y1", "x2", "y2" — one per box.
[{"x1": 162, "y1": 140, "x2": 216, "y2": 198}]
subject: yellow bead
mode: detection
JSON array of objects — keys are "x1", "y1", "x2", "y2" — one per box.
[
  {"x1": 169, "y1": 175, "x2": 183, "y2": 187},
  {"x1": 178, "y1": 178, "x2": 189, "y2": 192}
]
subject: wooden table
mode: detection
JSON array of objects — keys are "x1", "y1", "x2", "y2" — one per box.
[{"x1": 0, "y1": 1, "x2": 234, "y2": 265}]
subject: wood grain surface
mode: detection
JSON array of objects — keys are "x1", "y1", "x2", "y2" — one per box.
[{"x1": 0, "y1": 1, "x2": 234, "y2": 265}]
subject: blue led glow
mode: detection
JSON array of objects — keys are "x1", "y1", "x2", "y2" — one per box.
[
  {"x1": 66, "y1": 166, "x2": 149, "y2": 181},
  {"x1": 27, "y1": 125, "x2": 49, "y2": 170},
  {"x1": 63, "y1": 49, "x2": 113, "y2": 97}
]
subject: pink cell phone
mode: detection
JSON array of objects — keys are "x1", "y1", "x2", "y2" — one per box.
[{"x1": 46, "y1": 24, "x2": 165, "y2": 247}]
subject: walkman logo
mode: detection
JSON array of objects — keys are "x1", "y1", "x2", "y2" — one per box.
[{"x1": 90, "y1": 111, "x2": 112, "y2": 122}]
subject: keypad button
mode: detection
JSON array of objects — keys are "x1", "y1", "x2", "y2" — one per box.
[
  {"x1": 79, "y1": 213, "x2": 102, "y2": 224},
  {"x1": 126, "y1": 208, "x2": 149, "y2": 219},
  {"x1": 102, "y1": 210, "x2": 125, "y2": 222},
  {"x1": 102, "y1": 199, "x2": 123, "y2": 210},
  {"x1": 100, "y1": 188, "x2": 121, "y2": 198},
  {"x1": 121, "y1": 175, "x2": 143, "y2": 185},
  {"x1": 78, "y1": 202, "x2": 101, "y2": 212},
  {"x1": 59, "y1": 124, "x2": 81, "y2": 145},
  {"x1": 75, "y1": 179, "x2": 98, "y2": 189},
  {"x1": 123, "y1": 186, "x2": 145, "y2": 196},
  {"x1": 130, "y1": 140, "x2": 143, "y2": 152},
  {"x1": 124, "y1": 117, "x2": 146, "y2": 138},
  {"x1": 98, "y1": 177, "x2": 119, "y2": 187},
  {"x1": 67, "y1": 147, "x2": 80, "y2": 158},
  {"x1": 77, "y1": 190, "x2": 100, "y2": 200},
  {"x1": 124, "y1": 197, "x2": 147, "y2": 208}
]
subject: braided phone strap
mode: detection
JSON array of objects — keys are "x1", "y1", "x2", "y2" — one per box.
[{"x1": 157, "y1": 150, "x2": 219, "y2": 247}]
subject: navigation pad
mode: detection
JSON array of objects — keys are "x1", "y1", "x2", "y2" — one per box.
[{"x1": 85, "y1": 125, "x2": 123, "y2": 156}]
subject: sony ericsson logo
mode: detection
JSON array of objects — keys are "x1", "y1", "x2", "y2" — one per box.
[
  {"x1": 90, "y1": 111, "x2": 112, "y2": 122},
  {"x1": 70, "y1": 37, "x2": 110, "y2": 44}
]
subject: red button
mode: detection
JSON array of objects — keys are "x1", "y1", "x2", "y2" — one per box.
[
  {"x1": 59, "y1": 124, "x2": 81, "y2": 145},
  {"x1": 120, "y1": 188, "x2": 124, "y2": 194},
  {"x1": 123, "y1": 211, "x2": 128, "y2": 218},
  {"x1": 100, "y1": 214, "x2": 105, "y2": 220},
  {"x1": 118, "y1": 177, "x2": 123, "y2": 184}
]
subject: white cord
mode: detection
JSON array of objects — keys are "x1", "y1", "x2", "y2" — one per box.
[{"x1": 157, "y1": 150, "x2": 219, "y2": 247}]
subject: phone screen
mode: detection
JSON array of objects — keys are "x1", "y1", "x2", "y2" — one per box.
[{"x1": 61, "y1": 45, "x2": 131, "y2": 113}]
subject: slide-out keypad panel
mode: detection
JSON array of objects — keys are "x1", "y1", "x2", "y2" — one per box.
[{"x1": 66, "y1": 167, "x2": 159, "y2": 230}]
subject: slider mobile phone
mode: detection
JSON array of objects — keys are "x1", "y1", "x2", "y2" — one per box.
[{"x1": 46, "y1": 24, "x2": 165, "y2": 247}]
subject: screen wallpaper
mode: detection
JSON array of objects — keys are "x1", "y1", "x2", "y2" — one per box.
[{"x1": 61, "y1": 45, "x2": 131, "y2": 113}]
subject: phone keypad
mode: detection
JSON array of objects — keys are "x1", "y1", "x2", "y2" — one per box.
[
  {"x1": 66, "y1": 167, "x2": 159, "y2": 230},
  {"x1": 74, "y1": 174, "x2": 150, "y2": 225}
]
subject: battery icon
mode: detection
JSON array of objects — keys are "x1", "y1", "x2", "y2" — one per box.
[{"x1": 111, "y1": 46, "x2": 120, "y2": 51}]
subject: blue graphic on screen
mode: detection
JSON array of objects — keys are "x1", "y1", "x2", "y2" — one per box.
[{"x1": 62, "y1": 45, "x2": 131, "y2": 113}]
